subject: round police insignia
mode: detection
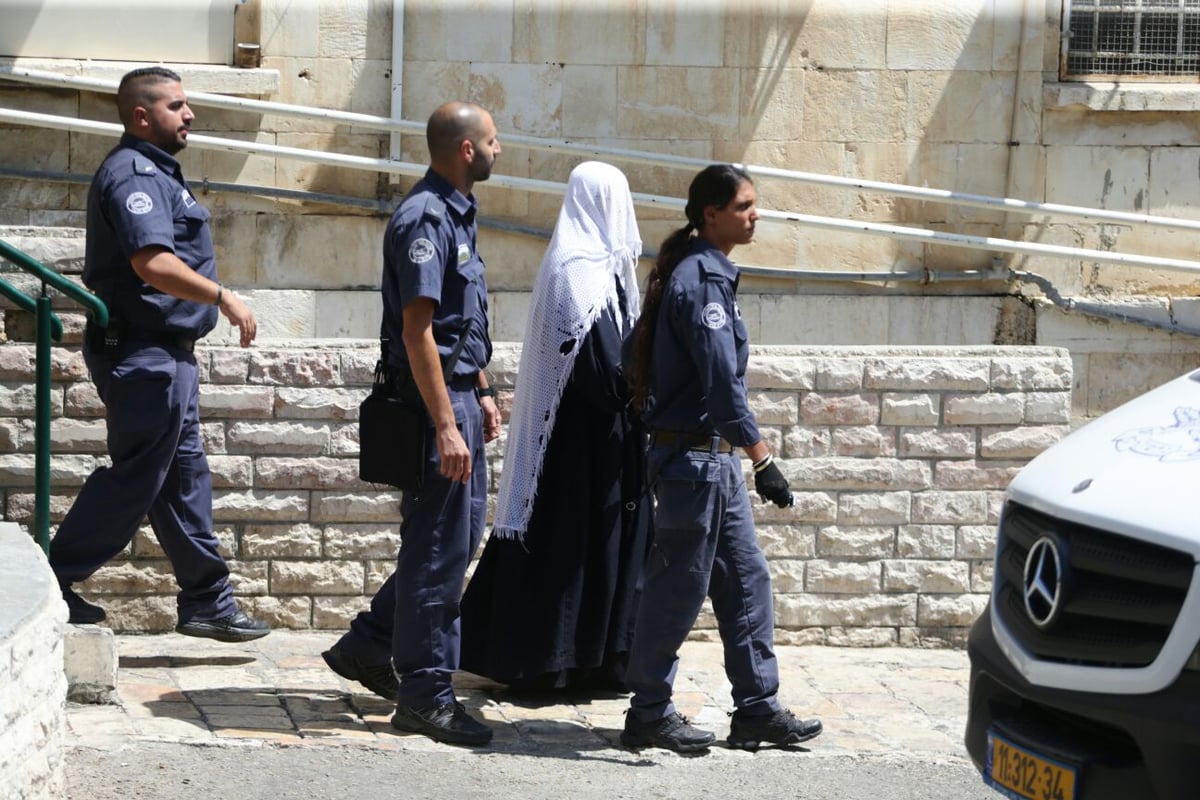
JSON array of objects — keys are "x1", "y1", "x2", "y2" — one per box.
[
  {"x1": 702, "y1": 302, "x2": 728, "y2": 329},
  {"x1": 408, "y1": 238, "x2": 436, "y2": 264},
  {"x1": 125, "y1": 192, "x2": 154, "y2": 215}
]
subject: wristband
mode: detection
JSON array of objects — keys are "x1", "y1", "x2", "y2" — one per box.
[
  {"x1": 752, "y1": 453, "x2": 774, "y2": 473},
  {"x1": 477, "y1": 386, "x2": 496, "y2": 398},
  {"x1": 214, "y1": 284, "x2": 223, "y2": 307}
]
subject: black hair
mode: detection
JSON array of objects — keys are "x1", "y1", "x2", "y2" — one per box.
[
  {"x1": 626, "y1": 164, "x2": 752, "y2": 411},
  {"x1": 116, "y1": 67, "x2": 183, "y2": 126}
]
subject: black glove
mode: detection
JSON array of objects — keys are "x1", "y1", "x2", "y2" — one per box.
[{"x1": 753, "y1": 454, "x2": 793, "y2": 508}]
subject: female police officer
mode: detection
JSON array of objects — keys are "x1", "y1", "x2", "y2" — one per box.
[{"x1": 620, "y1": 164, "x2": 823, "y2": 752}]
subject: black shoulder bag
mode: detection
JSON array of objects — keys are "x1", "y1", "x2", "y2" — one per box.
[{"x1": 358, "y1": 318, "x2": 474, "y2": 491}]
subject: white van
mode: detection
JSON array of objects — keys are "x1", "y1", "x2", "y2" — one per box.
[{"x1": 965, "y1": 369, "x2": 1200, "y2": 800}]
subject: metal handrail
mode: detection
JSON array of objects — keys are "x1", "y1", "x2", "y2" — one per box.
[
  {"x1": 0, "y1": 273, "x2": 63, "y2": 341},
  {"x1": 0, "y1": 238, "x2": 108, "y2": 554},
  {"x1": 0, "y1": 239, "x2": 108, "y2": 327},
  {"x1": 3, "y1": 64, "x2": 1199, "y2": 233},
  {"x1": 0, "y1": 164, "x2": 1013, "y2": 286},
  {"x1": 3, "y1": 106, "x2": 1200, "y2": 276}
]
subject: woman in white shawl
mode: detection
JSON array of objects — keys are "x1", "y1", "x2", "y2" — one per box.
[{"x1": 460, "y1": 161, "x2": 652, "y2": 691}]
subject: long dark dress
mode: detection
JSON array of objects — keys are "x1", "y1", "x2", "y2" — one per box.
[{"x1": 459, "y1": 305, "x2": 652, "y2": 691}]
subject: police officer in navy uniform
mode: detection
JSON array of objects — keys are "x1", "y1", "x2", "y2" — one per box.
[
  {"x1": 50, "y1": 67, "x2": 269, "y2": 642},
  {"x1": 322, "y1": 102, "x2": 502, "y2": 746},
  {"x1": 621, "y1": 164, "x2": 823, "y2": 752}
]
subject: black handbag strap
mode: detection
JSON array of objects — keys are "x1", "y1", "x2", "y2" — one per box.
[{"x1": 439, "y1": 313, "x2": 475, "y2": 381}]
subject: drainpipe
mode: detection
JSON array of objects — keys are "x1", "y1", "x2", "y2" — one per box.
[
  {"x1": 390, "y1": 0, "x2": 404, "y2": 165},
  {"x1": 1003, "y1": 0, "x2": 1032, "y2": 246}
]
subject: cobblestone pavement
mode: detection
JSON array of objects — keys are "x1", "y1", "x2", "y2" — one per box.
[{"x1": 66, "y1": 631, "x2": 974, "y2": 764}]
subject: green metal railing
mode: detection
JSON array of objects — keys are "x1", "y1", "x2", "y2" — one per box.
[{"x1": 0, "y1": 239, "x2": 108, "y2": 554}]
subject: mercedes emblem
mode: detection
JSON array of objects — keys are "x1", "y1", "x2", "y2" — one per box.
[{"x1": 1023, "y1": 536, "x2": 1064, "y2": 628}]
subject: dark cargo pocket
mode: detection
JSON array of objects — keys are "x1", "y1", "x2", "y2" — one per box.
[{"x1": 654, "y1": 451, "x2": 720, "y2": 533}]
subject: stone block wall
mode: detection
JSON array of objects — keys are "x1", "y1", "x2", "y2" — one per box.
[
  {"x1": 0, "y1": 337, "x2": 1071, "y2": 647},
  {"x1": 0, "y1": 522, "x2": 68, "y2": 800},
  {"x1": 3, "y1": 0, "x2": 1198, "y2": 421},
  {"x1": 6, "y1": 1, "x2": 1200, "y2": 301}
]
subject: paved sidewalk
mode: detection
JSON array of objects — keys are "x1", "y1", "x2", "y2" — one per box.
[{"x1": 66, "y1": 631, "x2": 973, "y2": 762}]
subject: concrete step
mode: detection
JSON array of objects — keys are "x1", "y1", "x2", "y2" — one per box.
[
  {"x1": 0, "y1": 225, "x2": 85, "y2": 274},
  {"x1": 64, "y1": 624, "x2": 118, "y2": 704},
  {"x1": 0, "y1": 520, "x2": 117, "y2": 705}
]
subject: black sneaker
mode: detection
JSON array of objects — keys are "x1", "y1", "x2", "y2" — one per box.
[
  {"x1": 62, "y1": 586, "x2": 106, "y2": 624},
  {"x1": 322, "y1": 645, "x2": 399, "y2": 702},
  {"x1": 391, "y1": 701, "x2": 493, "y2": 746},
  {"x1": 620, "y1": 711, "x2": 715, "y2": 753},
  {"x1": 727, "y1": 708, "x2": 823, "y2": 750},
  {"x1": 175, "y1": 609, "x2": 270, "y2": 643}
]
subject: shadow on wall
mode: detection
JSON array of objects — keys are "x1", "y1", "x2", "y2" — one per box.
[
  {"x1": 253, "y1": 0, "x2": 394, "y2": 214},
  {"x1": 901, "y1": 3, "x2": 1040, "y2": 276}
]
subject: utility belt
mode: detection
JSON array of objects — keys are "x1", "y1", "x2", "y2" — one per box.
[
  {"x1": 448, "y1": 372, "x2": 480, "y2": 392},
  {"x1": 649, "y1": 430, "x2": 734, "y2": 454},
  {"x1": 380, "y1": 363, "x2": 479, "y2": 398},
  {"x1": 85, "y1": 318, "x2": 197, "y2": 355}
]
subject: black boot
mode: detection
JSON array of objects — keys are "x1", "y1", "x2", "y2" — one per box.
[
  {"x1": 727, "y1": 708, "x2": 822, "y2": 750},
  {"x1": 620, "y1": 711, "x2": 715, "y2": 753},
  {"x1": 62, "y1": 586, "x2": 106, "y2": 624},
  {"x1": 175, "y1": 609, "x2": 270, "y2": 642},
  {"x1": 322, "y1": 645, "x2": 399, "y2": 701}
]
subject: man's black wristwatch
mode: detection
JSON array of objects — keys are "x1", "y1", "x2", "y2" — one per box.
[{"x1": 477, "y1": 386, "x2": 496, "y2": 399}]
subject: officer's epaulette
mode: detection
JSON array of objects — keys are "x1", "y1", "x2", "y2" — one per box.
[
  {"x1": 697, "y1": 258, "x2": 725, "y2": 282},
  {"x1": 420, "y1": 194, "x2": 447, "y2": 224},
  {"x1": 130, "y1": 155, "x2": 157, "y2": 177}
]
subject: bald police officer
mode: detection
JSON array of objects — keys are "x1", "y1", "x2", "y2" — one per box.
[
  {"x1": 51, "y1": 67, "x2": 269, "y2": 642},
  {"x1": 323, "y1": 102, "x2": 502, "y2": 746}
]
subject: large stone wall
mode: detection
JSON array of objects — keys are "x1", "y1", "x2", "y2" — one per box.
[
  {"x1": 4, "y1": 1, "x2": 1200, "y2": 297},
  {"x1": 0, "y1": 522, "x2": 67, "y2": 800},
  {"x1": 4, "y1": 1, "x2": 1200, "y2": 419},
  {"x1": 0, "y1": 336, "x2": 1071, "y2": 647}
]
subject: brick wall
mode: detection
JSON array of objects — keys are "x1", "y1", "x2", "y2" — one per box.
[
  {"x1": 0, "y1": 339, "x2": 1071, "y2": 646},
  {"x1": 0, "y1": 522, "x2": 68, "y2": 800}
]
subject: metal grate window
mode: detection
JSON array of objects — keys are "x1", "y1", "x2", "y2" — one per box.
[{"x1": 1064, "y1": 0, "x2": 1200, "y2": 80}]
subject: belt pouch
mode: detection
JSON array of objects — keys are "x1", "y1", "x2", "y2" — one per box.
[{"x1": 84, "y1": 317, "x2": 122, "y2": 356}]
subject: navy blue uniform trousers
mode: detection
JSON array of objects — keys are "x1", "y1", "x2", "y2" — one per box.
[
  {"x1": 50, "y1": 342, "x2": 233, "y2": 623},
  {"x1": 625, "y1": 446, "x2": 782, "y2": 722},
  {"x1": 336, "y1": 384, "x2": 488, "y2": 708}
]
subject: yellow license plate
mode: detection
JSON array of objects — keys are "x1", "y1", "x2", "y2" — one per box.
[{"x1": 986, "y1": 731, "x2": 1078, "y2": 800}]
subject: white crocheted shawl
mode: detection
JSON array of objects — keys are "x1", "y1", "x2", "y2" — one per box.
[{"x1": 491, "y1": 161, "x2": 642, "y2": 541}]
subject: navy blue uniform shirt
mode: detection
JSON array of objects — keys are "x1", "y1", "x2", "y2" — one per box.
[
  {"x1": 83, "y1": 133, "x2": 218, "y2": 338},
  {"x1": 381, "y1": 168, "x2": 492, "y2": 378},
  {"x1": 643, "y1": 237, "x2": 761, "y2": 447}
]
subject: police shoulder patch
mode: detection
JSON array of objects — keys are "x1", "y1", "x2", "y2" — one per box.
[
  {"x1": 125, "y1": 191, "x2": 154, "y2": 215},
  {"x1": 701, "y1": 302, "x2": 727, "y2": 330},
  {"x1": 408, "y1": 237, "x2": 436, "y2": 265}
]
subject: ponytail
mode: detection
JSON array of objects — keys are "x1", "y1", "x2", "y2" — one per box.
[{"x1": 627, "y1": 224, "x2": 694, "y2": 411}]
